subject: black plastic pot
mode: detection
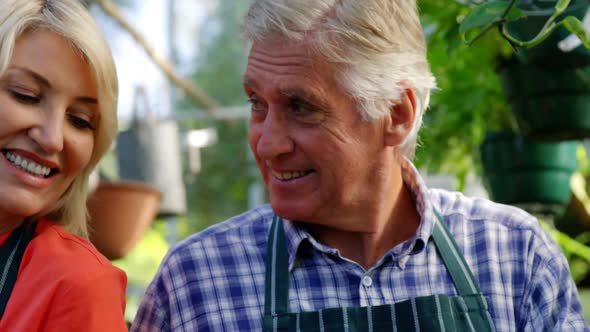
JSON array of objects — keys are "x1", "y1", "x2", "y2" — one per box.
[{"x1": 499, "y1": 59, "x2": 590, "y2": 140}]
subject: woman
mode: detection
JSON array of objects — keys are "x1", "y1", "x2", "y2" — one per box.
[{"x1": 0, "y1": 0, "x2": 126, "y2": 330}]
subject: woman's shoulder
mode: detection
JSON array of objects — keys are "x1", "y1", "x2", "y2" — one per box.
[
  {"x1": 23, "y1": 218, "x2": 126, "y2": 284},
  {"x1": 3, "y1": 219, "x2": 127, "y2": 331}
]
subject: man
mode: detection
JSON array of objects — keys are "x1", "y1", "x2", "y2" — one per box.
[{"x1": 132, "y1": 1, "x2": 588, "y2": 331}]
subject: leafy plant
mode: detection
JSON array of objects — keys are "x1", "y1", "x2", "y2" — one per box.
[
  {"x1": 416, "y1": 0, "x2": 515, "y2": 187},
  {"x1": 460, "y1": 0, "x2": 590, "y2": 49}
]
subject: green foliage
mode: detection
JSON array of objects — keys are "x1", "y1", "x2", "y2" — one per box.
[
  {"x1": 542, "y1": 222, "x2": 590, "y2": 283},
  {"x1": 459, "y1": 0, "x2": 590, "y2": 48},
  {"x1": 460, "y1": 0, "x2": 526, "y2": 44},
  {"x1": 416, "y1": 0, "x2": 514, "y2": 181},
  {"x1": 176, "y1": 1, "x2": 256, "y2": 235},
  {"x1": 563, "y1": 16, "x2": 590, "y2": 48},
  {"x1": 112, "y1": 227, "x2": 169, "y2": 321}
]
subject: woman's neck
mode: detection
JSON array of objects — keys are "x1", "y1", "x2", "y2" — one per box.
[{"x1": 0, "y1": 213, "x2": 26, "y2": 236}]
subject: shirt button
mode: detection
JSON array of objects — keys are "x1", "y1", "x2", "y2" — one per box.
[{"x1": 362, "y1": 276, "x2": 373, "y2": 287}]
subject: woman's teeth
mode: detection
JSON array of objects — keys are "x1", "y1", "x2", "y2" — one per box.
[{"x1": 5, "y1": 151, "x2": 52, "y2": 177}]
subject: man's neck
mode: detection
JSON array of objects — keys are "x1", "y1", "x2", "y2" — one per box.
[{"x1": 307, "y1": 167, "x2": 421, "y2": 270}]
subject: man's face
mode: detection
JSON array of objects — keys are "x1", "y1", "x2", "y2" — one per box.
[{"x1": 244, "y1": 38, "x2": 390, "y2": 227}]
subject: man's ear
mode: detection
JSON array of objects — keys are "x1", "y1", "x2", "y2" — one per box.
[{"x1": 384, "y1": 88, "x2": 417, "y2": 147}]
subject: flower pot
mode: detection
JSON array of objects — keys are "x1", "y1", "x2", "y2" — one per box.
[
  {"x1": 87, "y1": 181, "x2": 161, "y2": 260},
  {"x1": 480, "y1": 132, "x2": 577, "y2": 214},
  {"x1": 499, "y1": 60, "x2": 590, "y2": 140},
  {"x1": 506, "y1": 0, "x2": 590, "y2": 68},
  {"x1": 512, "y1": 95, "x2": 590, "y2": 140},
  {"x1": 500, "y1": 62, "x2": 590, "y2": 99}
]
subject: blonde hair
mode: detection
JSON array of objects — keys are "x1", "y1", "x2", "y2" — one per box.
[
  {"x1": 0, "y1": 0, "x2": 118, "y2": 238},
  {"x1": 242, "y1": 0, "x2": 436, "y2": 159}
]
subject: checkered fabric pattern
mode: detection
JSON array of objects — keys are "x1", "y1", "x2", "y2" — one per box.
[{"x1": 131, "y1": 160, "x2": 589, "y2": 331}]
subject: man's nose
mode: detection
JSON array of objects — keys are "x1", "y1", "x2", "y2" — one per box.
[{"x1": 256, "y1": 108, "x2": 294, "y2": 160}]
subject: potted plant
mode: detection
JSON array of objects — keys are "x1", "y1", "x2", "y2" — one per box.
[
  {"x1": 504, "y1": 0, "x2": 590, "y2": 68},
  {"x1": 458, "y1": 0, "x2": 590, "y2": 140},
  {"x1": 460, "y1": 0, "x2": 590, "y2": 68},
  {"x1": 498, "y1": 57, "x2": 590, "y2": 139},
  {"x1": 87, "y1": 180, "x2": 161, "y2": 260}
]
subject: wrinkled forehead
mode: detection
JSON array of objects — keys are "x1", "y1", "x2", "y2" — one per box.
[{"x1": 244, "y1": 37, "x2": 343, "y2": 91}]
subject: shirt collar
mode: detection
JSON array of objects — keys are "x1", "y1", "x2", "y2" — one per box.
[{"x1": 282, "y1": 158, "x2": 437, "y2": 271}]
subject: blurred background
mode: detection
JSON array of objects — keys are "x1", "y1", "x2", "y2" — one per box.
[{"x1": 82, "y1": 0, "x2": 590, "y2": 322}]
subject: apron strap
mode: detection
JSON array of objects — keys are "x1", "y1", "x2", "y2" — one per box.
[
  {"x1": 0, "y1": 220, "x2": 37, "y2": 320},
  {"x1": 431, "y1": 210, "x2": 483, "y2": 296},
  {"x1": 264, "y1": 215, "x2": 290, "y2": 320},
  {"x1": 264, "y1": 210, "x2": 487, "y2": 318}
]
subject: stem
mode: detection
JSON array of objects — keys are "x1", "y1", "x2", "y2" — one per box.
[
  {"x1": 95, "y1": 0, "x2": 219, "y2": 112},
  {"x1": 501, "y1": 0, "x2": 519, "y2": 20},
  {"x1": 498, "y1": 0, "x2": 570, "y2": 48},
  {"x1": 466, "y1": 20, "x2": 503, "y2": 46},
  {"x1": 465, "y1": 0, "x2": 518, "y2": 46},
  {"x1": 500, "y1": 21, "x2": 561, "y2": 48}
]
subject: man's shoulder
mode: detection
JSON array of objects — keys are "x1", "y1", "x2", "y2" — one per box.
[
  {"x1": 429, "y1": 188, "x2": 565, "y2": 273},
  {"x1": 427, "y1": 188, "x2": 558, "y2": 253},
  {"x1": 165, "y1": 205, "x2": 274, "y2": 263},
  {"x1": 429, "y1": 188, "x2": 540, "y2": 231}
]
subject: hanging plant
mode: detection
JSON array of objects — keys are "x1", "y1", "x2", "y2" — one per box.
[
  {"x1": 498, "y1": 57, "x2": 590, "y2": 139},
  {"x1": 460, "y1": 0, "x2": 590, "y2": 68},
  {"x1": 479, "y1": 131, "x2": 578, "y2": 216}
]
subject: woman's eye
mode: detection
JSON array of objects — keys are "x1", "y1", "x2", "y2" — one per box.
[
  {"x1": 67, "y1": 114, "x2": 95, "y2": 130},
  {"x1": 9, "y1": 90, "x2": 40, "y2": 105}
]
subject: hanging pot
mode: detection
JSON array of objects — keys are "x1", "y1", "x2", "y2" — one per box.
[
  {"x1": 505, "y1": 0, "x2": 590, "y2": 68},
  {"x1": 511, "y1": 95, "x2": 590, "y2": 140},
  {"x1": 499, "y1": 59, "x2": 590, "y2": 140},
  {"x1": 500, "y1": 61, "x2": 590, "y2": 99},
  {"x1": 87, "y1": 181, "x2": 161, "y2": 260},
  {"x1": 116, "y1": 87, "x2": 187, "y2": 217},
  {"x1": 480, "y1": 132, "x2": 577, "y2": 215}
]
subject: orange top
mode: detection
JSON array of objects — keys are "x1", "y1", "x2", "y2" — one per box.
[{"x1": 0, "y1": 218, "x2": 127, "y2": 331}]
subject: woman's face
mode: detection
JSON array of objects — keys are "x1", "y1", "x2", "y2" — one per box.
[{"x1": 0, "y1": 30, "x2": 97, "y2": 232}]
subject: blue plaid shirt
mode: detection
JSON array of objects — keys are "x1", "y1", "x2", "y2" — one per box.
[{"x1": 132, "y1": 160, "x2": 588, "y2": 331}]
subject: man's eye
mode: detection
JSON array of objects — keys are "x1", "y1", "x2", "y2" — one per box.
[
  {"x1": 68, "y1": 114, "x2": 95, "y2": 130},
  {"x1": 290, "y1": 100, "x2": 318, "y2": 115},
  {"x1": 247, "y1": 96, "x2": 266, "y2": 112},
  {"x1": 9, "y1": 90, "x2": 40, "y2": 105}
]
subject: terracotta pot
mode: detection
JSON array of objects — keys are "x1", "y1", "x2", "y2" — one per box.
[{"x1": 87, "y1": 181, "x2": 161, "y2": 260}]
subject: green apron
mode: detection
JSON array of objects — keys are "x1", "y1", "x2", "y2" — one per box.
[
  {"x1": 0, "y1": 220, "x2": 37, "y2": 320},
  {"x1": 263, "y1": 211, "x2": 495, "y2": 331}
]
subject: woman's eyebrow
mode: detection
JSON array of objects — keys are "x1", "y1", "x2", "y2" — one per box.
[{"x1": 9, "y1": 66, "x2": 51, "y2": 88}]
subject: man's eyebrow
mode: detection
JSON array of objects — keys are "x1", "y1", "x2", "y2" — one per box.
[{"x1": 280, "y1": 88, "x2": 330, "y2": 109}]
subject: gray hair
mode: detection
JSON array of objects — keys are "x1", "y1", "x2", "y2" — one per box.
[
  {"x1": 0, "y1": 0, "x2": 118, "y2": 238},
  {"x1": 242, "y1": 0, "x2": 436, "y2": 159}
]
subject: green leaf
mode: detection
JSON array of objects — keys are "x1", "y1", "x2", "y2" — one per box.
[
  {"x1": 563, "y1": 16, "x2": 590, "y2": 49},
  {"x1": 556, "y1": 0, "x2": 572, "y2": 12},
  {"x1": 459, "y1": 1, "x2": 525, "y2": 35}
]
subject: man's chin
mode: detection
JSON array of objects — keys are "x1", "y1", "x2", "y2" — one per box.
[{"x1": 270, "y1": 201, "x2": 314, "y2": 222}]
